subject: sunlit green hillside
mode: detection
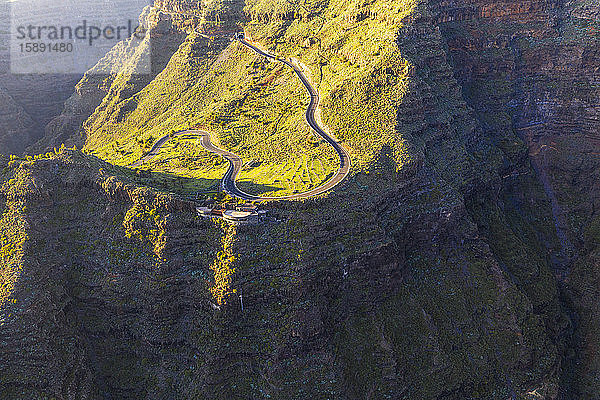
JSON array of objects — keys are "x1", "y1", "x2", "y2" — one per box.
[
  {"x1": 245, "y1": 0, "x2": 420, "y2": 169},
  {"x1": 81, "y1": 0, "x2": 424, "y2": 198}
]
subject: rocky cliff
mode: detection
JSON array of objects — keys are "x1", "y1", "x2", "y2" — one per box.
[
  {"x1": 32, "y1": 6, "x2": 188, "y2": 153},
  {"x1": 0, "y1": 71, "x2": 81, "y2": 154},
  {"x1": 0, "y1": 1, "x2": 82, "y2": 154},
  {"x1": 0, "y1": 0, "x2": 598, "y2": 398},
  {"x1": 429, "y1": 0, "x2": 600, "y2": 395},
  {"x1": 0, "y1": 87, "x2": 38, "y2": 154},
  {"x1": 34, "y1": 0, "x2": 243, "y2": 155},
  {"x1": 0, "y1": 143, "x2": 564, "y2": 399}
]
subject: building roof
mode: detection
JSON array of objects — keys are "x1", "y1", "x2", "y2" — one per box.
[{"x1": 223, "y1": 210, "x2": 254, "y2": 221}]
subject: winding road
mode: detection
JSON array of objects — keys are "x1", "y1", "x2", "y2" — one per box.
[{"x1": 131, "y1": 35, "x2": 351, "y2": 201}]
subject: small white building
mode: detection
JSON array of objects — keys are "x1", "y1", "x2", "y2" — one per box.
[{"x1": 223, "y1": 210, "x2": 257, "y2": 224}]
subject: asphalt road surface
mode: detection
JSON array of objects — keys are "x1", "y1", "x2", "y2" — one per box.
[{"x1": 130, "y1": 35, "x2": 351, "y2": 201}]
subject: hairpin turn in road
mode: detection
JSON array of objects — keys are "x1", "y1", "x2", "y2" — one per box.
[{"x1": 131, "y1": 35, "x2": 351, "y2": 201}]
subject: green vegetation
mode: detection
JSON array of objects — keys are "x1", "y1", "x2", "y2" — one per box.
[
  {"x1": 141, "y1": 134, "x2": 228, "y2": 193},
  {"x1": 83, "y1": 32, "x2": 339, "y2": 197},
  {"x1": 1, "y1": 0, "x2": 582, "y2": 396},
  {"x1": 210, "y1": 220, "x2": 237, "y2": 305},
  {"x1": 0, "y1": 148, "x2": 75, "y2": 309},
  {"x1": 80, "y1": 0, "x2": 425, "y2": 198},
  {"x1": 0, "y1": 199, "x2": 26, "y2": 309},
  {"x1": 245, "y1": 0, "x2": 419, "y2": 171}
]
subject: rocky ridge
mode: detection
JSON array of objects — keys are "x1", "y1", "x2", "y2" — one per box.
[{"x1": 0, "y1": 0, "x2": 598, "y2": 398}]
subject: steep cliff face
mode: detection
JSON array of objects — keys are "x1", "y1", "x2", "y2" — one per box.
[
  {"x1": 0, "y1": 73, "x2": 82, "y2": 153},
  {"x1": 0, "y1": 147, "x2": 563, "y2": 400},
  {"x1": 0, "y1": 88, "x2": 38, "y2": 154},
  {"x1": 429, "y1": 0, "x2": 600, "y2": 395},
  {"x1": 1, "y1": 0, "x2": 598, "y2": 398},
  {"x1": 0, "y1": 150, "x2": 227, "y2": 398},
  {"x1": 431, "y1": 0, "x2": 599, "y2": 250}
]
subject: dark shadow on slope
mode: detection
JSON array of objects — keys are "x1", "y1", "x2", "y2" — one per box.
[
  {"x1": 121, "y1": 166, "x2": 281, "y2": 201},
  {"x1": 230, "y1": 179, "x2": 291, "y2": 197}
]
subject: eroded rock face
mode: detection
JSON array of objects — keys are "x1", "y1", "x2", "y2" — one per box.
[
  {"x1": 0, "y1": 73, "x2": 82, "y2": 152},
  {"x1": 0, "y1": 1, "x2": 85, "y2": 154},
  {"x1": 28, "y1": 0, "x2": 244, "y2": 154},
  {"x1": 431, "y1": 0, "x2": 599, "y2": 242},
  {"x1": 0, "y1": 1, "x2": 567, "y2": 398},
  {"x1": 0, "y1": 151, "x2": 215, "y2": 398},
  {"x1": 0, "y1": 88, "x2": 38, "y2": 154},
  {"x1": 0, "y1": 144, "x2": 564, "y2": 399},
  {"x1": 0, "y1": 0, "x2": 599, "y2": 398},
  {"x1": 32, "y1": 6, "x2": 188, "y2": 152},
  {"x1": 430, "y1": 0, "x2": 600, "y2": 395}
]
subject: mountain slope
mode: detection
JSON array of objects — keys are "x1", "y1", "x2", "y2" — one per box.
[
  {"x1": 2, "y1": 0, "x2": 599, "y2": 398},
  {"x1": 0, "y1": 89, "x2": 38, "y2": 154}
]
